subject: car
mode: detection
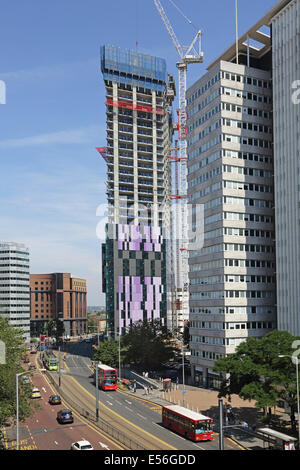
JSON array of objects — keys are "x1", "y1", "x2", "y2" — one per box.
[
  {"x1": 28, "y1": 364, "x2": 36, "y2": 370},
  {"x1": 23, "y1": 357, "x2": 30, "y2": 363},
  {"x1": 85, "y1": 338, "x2": 91, "y2": 343},
  {"x1": 22, "y1": 375, "x2": 30, "y2": 384},
  {"x1": 71, "y1": 440, "x2": 94, "y2": 451},
  {"x1": 31, "y1": 387, "x2": 41, "y2": 399},
  {"x1": 48, "y1": 394, "x2": 61, "y2": 405},
  {"x1": 57, "y1": 409, "x2": 74, "y2": 424}
]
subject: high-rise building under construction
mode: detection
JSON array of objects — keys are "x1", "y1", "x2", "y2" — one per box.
[{"x1": 99, "y1": 45, "x2": 176, "y2": 336}]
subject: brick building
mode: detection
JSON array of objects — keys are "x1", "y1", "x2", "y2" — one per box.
[{"x1": 30, "y1": 273, "x2": 87, "y2": 338}]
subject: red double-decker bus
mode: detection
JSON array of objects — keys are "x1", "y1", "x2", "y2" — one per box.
[
  {"x1": 93, "y1": 364, "x2": 118, "y2": 391},
  {"x1": 162, "y1": 404, "x2": 213, "y2": 442}
]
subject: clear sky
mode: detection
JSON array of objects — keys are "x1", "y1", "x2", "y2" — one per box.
[{"x1": 0, "y1": 0, "x2": 278, "y2": 305}]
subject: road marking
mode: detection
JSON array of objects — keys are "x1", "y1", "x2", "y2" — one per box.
[
  {"x1": 99, "y1": 442, "x2": 110, "y2": 450},
  {"x1": 125, "y1": 399, "x2": 132, "y2": 404},
  {"x1": 137, "y1": 413, "x2": 146, "y2": 420},
  {"x1": 125, "y1": 406, "x2": 132, "y2": 412},
  {"x1": 69, "y1": 375, "x2": 177, "y2": 450},
  {"x1": 106, "y1": 401, "x2": 113, "y2": 406}
]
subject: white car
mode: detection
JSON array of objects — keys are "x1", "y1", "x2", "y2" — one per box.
[{"x1": 71, "y1": 440, "x2": 94, "y2": 450}]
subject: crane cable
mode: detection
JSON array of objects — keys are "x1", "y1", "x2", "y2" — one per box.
[{"x1": 168, "y1": 0, "x2": 198, "y2": 31}]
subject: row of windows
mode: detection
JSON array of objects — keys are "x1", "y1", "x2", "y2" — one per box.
[
  {"x1": 188, "y1": 88, "x2": 221, "y2": 118},
  {"x1": 190, "y1": 178, "x2": 273, "y2": 196},
  {"x1": 221, "y1": 71, "x2": 271, "y2": 88},
  {"x1": 224, "y1": 196, "x2": 273, "y2": 208},
  {"x1": 190, "y1": 290, "x2": 275, "y2": 300},
  {"x1": 190, "y1": 306, "x2": 275, "y2": 315},
  {"x1": 222, "y1": 87, "x2": 272, "y2": 104},
  {"x1": 0, "y1": 251, "x2": 29, "y2": 255},
  {"x1": 187, "y1": 72, "x2": 221, "y2": 104},
  {"x1": 224, "y1": 227, "x2": 274, "y2": 238},
  {"x1": 189, "y1": 166, "x2": 222, "y2": 188},
  {"x1": 187, "y1": 71, "x2": 270, "y2": 107},
  {"x1": 204, "y1": 211, "x2": 273, "y2": 225},
  {"x1": 189, "y1": 117, "x2": 272, "y2": 148},
  {"x1": 188, "y1": 103, "x2": 221, "y2": 132},
  {"x1": 190, "y1": 275, "x2": 275, "y2": 285},
  {"x1": 223, "y1": 133, "x2": 272, "y2": 149},
  {"x1": 223, "y1": 118, "x2": 272, "y2": 134},
  {"x1": 224, "y1": 212, "x2": 273, "y2": 223},
  {"x1": 223, "y1": 165, "x2": 272, "y2": 178},
  {"x1": 222, "y1": 101, "x2": 272, "y2": 119},
  {"x1": 188, "y1": 150, "x2": 221, "y2": 174},
  {"x1": 190, "y1": 258, "x2": 275, "y2": 272},
  {"x1": 233, "y1": 184, "x2": 272, "y2": 200},
  {"x1": 191, "y1": 349, "x2": 224, "y2": 360}
]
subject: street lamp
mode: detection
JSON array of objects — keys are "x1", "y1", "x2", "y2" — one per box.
[
  {"x1": 16, "y1": 371, "x2": 30, "y2": 450},
  {"x1": 278, "y1": 354, "x2": 300, "y2": 448}
]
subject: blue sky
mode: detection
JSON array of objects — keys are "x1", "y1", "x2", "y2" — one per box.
[{"x1": 0, "y1": 0, "x2": 278, "y2": 305}]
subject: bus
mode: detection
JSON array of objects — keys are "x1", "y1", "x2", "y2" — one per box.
[
  {"x1": 93, "y1": 364, "x2": 118, "y2": 391},
  {"x1": 42, "y1": 350, "x2": 58, "y2": 371},
  {"x1": 162, "y1": 404, "x2": 213, "y2": 442}
]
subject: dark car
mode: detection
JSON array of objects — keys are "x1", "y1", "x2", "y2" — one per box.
[
  {"x1": 23, "y1": 357, "x2": 30, "y2": 363},
  {"x1": 57, "y1": 409, "x2": 74, "y2": 424},
  {"x1": 28, "y1": 364, "x2": 36, "y2": 370},
  {"x1": 49, "y1": 395, "x2": 61, "y2": 405}
]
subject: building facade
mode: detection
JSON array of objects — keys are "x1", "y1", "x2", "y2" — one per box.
[
  {"x1": 100, "y1": 45, "x2": 175, "y2": 336},
  {"x1": 30, "y1": 273, "x2": 87, "y2": 338},
  {"x1": 185, "y1": 4, "x2": 288, "y2": 385},
  {"x1": 0, "y1": 242, "x2": 30, "y2": 342},
  {"x1": 272, "y1": 0, "x2": 300, "y2": 336}
]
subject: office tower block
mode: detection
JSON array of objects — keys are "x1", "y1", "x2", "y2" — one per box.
[
  {"x1": 30, "y1": 273, "x2": 87, "y2": 338},
  {"x1": 0, "y1": 242, "x2": 30, "y2": 342},
  {"x1": 272, "y1": 0, "x2": 300, "y2": 336},
  {"x1": 186, "y1": 17, "x2": 281, "y2": 386},
  {"x1": 100, "y1": 45, "x2": 175, "y2": 336}
]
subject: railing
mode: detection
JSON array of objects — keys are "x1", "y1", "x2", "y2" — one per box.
[{"x1": 42, "y1": 367, "x2": 146, "y2": 451}]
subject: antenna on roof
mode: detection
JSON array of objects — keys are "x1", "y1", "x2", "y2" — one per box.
[{"x1": 235, "y1": 0, "x2": 239, "y2": 64}]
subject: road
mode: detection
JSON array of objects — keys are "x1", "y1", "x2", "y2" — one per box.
[
  {"x1": 57, "y1": 339, "x2": 241, "y2": 451},
  {"x1": 3, "y1": 353, "x2": 122, "y2": 451}
]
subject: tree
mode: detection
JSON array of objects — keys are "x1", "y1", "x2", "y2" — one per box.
[
  {"x1": 93, "y1": 339, "x2": 120, "y2": 368},
  {"x1": 44, "y1": 319, "x2": 64, "y2": 343},
  {"x1": 213, "y1": 330, "x2": 300, "y2": 429},
  {"x1": 0, "y1": 317, "x2": 38, "y2": 432},
  {"x1": 121, "y1": 320, "x2": 176, "y2": 370}
]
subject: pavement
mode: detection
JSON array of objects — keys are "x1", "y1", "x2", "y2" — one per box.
[{"x1": 119, "y1": 371, "x2": 292, "y2": 450}]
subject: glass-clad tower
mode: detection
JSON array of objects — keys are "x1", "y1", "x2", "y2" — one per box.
[{"x1": 100, "y1": 45, "x2": 175, "y2": 336}]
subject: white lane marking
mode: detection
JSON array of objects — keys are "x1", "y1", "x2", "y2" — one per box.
[
  {"x1": 125, "y1": 400, "x2": 132, "y2": 404},
  {"x1": 125, "y1": 406, "x2": 132, "y2": 412},
  {"x1": 115, "y1": 400, "x2": 122, "y2": 405},
  {"x1": 106, "y1": 401, "x2": 113, "y2": 406},
  {"x1": 193, "y1": 443, "x2": 205, "y2": 450},
  {"x1": 99, "y1": 442, "x2": 110, "y2": 450},
  {"x1": 137, "y1": 413, "x2": 146, "y2": 420}
]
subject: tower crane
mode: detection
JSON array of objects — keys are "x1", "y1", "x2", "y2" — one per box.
[{"x1": 154, "y1": 0, "x2": 204, "y2": 332}]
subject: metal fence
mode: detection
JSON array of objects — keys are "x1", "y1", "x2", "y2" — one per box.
[{"x1": 43, "y1": 367, "x2": 146, "y2": 450}]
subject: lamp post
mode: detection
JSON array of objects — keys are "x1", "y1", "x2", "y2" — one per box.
[
  {"x1": 16, "y1": 371, "x2": 30, "y2": 450},
  {"x1": 95, "y1": 361, "x2": 99, "y2": 421},
  {"x1": 118, "y1": 327, "x2": 121, "y2": 382},
  {"x1": 279, "y1": 354, "x2": 300, "y2": 448},
  {"x1": 182, "y1": 339, "x2": 186, "y2": 407}
]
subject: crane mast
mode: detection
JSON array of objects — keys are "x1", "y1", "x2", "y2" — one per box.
[{"x1": 154, "y1": 0, "x2": 204, "y2": 333}]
